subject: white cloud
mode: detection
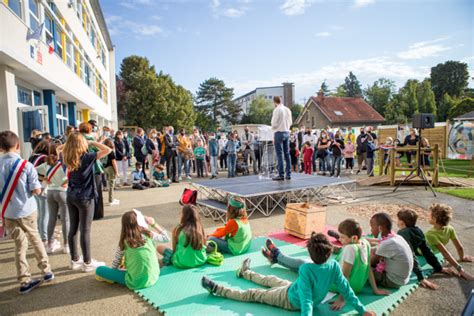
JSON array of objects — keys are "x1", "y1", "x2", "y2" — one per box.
[
  {"x1": 223, "y1": 8, "x2": 245, "y2": 17},
  {"x1": 132, "y1": 24, "x2": 162, "y2": 36},
  {"x1": 104, "y1": 15, "x2": 162, "y2": 37},
  {"x1": 353, "y1": 0, "x2": 375, "y2": 8},
  {"x1": 280, "y1": 0, "x2": 314, "y2": 16},
  {"x1": 315, "y1": 32, "x2": 331, "y2": 37},
  {"x1": 397, "y1": 38, "x2": 452, "y2": 59},
  {"x1": 119, "y1": 0, "x2": 153, "y2": 9},
  {"x1": 210, "y1": 0, "x2": 248, "y2": 18}
]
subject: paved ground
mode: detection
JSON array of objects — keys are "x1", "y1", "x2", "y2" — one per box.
[{"x1": 0, "y1": 173, "x2": 472, "y2": 315}]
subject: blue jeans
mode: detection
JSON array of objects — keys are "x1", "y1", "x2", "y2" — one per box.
[
  {"x1": 208, "y1": 236, "x2": 231, "y2": 254},
  {"x1": 227, "y1": 153, "x2": 236, "y2": 177},
  {"x1": 178, "y1": 154, "x2": 190, "y2": 177},
  {"x1": 34, "y1": 195, "x2": 49, "y2": 241},
  {"x1": 318, "y1": 156, "x2": 326, "y2": 172},
  {"x1": 277, "y1": 252, "x2": 312, "y2": 272},
  {"x1": 331, "y1": 156, "x2": 342, "y2": 177},
  {"x1": 210, "y1": 156, "x2": 218, "y2": 176},
  {"x1": 274, "y1": 131, "x2": 291, "y2": 178}
]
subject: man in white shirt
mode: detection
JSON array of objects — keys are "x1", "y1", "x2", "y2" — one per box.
[{"x1": 270, "y1": 96, "x2": 293, "y2": 180}]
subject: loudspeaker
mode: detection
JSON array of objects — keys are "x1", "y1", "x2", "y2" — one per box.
[{"x1": 413, "y1": 113, "x2": 435, "y2": 129}]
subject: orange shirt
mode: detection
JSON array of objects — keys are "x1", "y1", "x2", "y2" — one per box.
[{"x1": 210, "y1": 218, "x2": 249, "y2": 238}]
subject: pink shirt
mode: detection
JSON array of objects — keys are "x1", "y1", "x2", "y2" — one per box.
[{"x1": 343, "y1": 143, "x2": 355, "y2": 158}]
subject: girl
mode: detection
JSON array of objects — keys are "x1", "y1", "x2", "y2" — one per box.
[
  {"x1": 380, "y1": 137, "x2": 395, "y2": 175},
  {"x1": 36, "y1": 143, "x2": 69, "y2": 254},
  {"x1": 60, "y1": 132, "x2": 111, "y2": 272},
  {"x1": 157, "y1": 205, "x2": 207, "y2": 269},
  {"x1": 96, "y1": 210, "x2": 170, "y2": 289},
  {"x1": 103, "y1": 139, "x2": 120, "y2": 206},
  {"x1": 421, "y1": 137, "x2": 431, "y2": 168},
  {"x1": 208, "y1": 197, "x2": 252, "y2": 255},
  {"x1": 302, "y1": 141, "x2": 313, "y2": 175},
  {"x1": 344, "y1": 139, "x2": 355, "y2": 173},
  {"x1": 114, "y1": 130, "x2": 130, "y2": 186}
]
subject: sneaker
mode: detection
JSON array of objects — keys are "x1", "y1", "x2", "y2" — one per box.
[
  {"x1": 350, "y1": 170, "x2": 353, "y2": 174},
  {"x1": 236, "y1": 258, "x2": 251, "y2": 278},
  {"x1": 178, "y1": 176, "x2": 182, "y2": 181},
  {"x1": 285, "y1": 176, "x2": 291, "y2": 180},
  {"x1": 96, "y1": 275, "x2": 114, "y2": 284},
  {"x1": 47, "y1": 239, "x2": 61, "y2": 254},
  {"x1": 186, "y1": 176, "x2": 192, "y2": 180},
  {"x1": 261, "y1": 247, "x2": 276, "y2": 264},
  {"x1": 43, "y1": 272, "x2": 54, "y2": 282},
  {"x1": 63, "y1": 245, "x2": 70, "y2": 254},
  {"x1": 168, "y1": 179, "x2": 172, "y2": 183},
  {"x1": 356, "y1": 170, "x2": 360, "y2": 174},
  {"x1": 272, "y1": 176, "x2": 284, "y2": 181},
  {"x1": 265, "y1": 238, "x2": 277, "y2": 252},
  {"x1": 82, "y1": 259, "x2": 105, "y2": 272},
  {"x1": 70, "y1": 257, "x2": 84, "y2": 270},
  {"x1": 201, "y1": 276, "x2": 217, "y2": 294},
  {"x1": 19, "y1": 279, "x2": 42, "y2": 294},
  {"x1": 109, "y1": 199, "x2": 120, "y2": 206}
]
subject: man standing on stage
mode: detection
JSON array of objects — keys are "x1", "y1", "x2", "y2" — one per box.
[{"x1": 270, "y1": 96, "x2": 292, "y2": 181}]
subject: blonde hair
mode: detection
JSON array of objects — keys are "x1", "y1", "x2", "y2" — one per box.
[
  {"x1": 63, "y1": 133, "x2": 89, "y2": 171},
  {"x1": 421, "y1": 137, "x2": 430, "y2": 147},
  {"x1": 148, "y1": 128, "x2": 157, "y2": 138}
]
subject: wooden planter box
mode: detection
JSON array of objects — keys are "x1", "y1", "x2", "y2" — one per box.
[{"x1": 284, "y1": 202, "x2": 326, "y2": 239}]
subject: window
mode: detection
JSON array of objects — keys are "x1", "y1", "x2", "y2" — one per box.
[
  {"x1": 334, "y1": 111, "x2": 343, "y2": 116},
  {"x1": 101, "y1": 49, "x2": 106, "y2": 67},
  {"x1": 54, "y1": 22, "x2": 63, "y2": 58},
  {"x1": 33, "y1": 91, "x2": 41, "y2": 105},
  {"x1": 311, "y1": 117, "x2": 315, "y2": 127},
  {"x1": 44, "y1": 14, "x2": 54, "y2": 46},
  {"x1": 90, "y1": 27, "x2": 95, "y2": 46},
  {"x1": 29, "y1": 0, "x2": 40, "y2": 30},
  {"x1": 17, "y1": 86, "x2": 32, "y2": 105},
  {"x1": 66, "y1": 40, "x2": 73, "y2": 68},
  {"x1": 56, "y1": 102, "x2": 68, "y2": 135},
  {"x1": 8, "y1": 0, "x2": 22, "y2": 18},
  {"x1": 84, "y1": 61, "x2": 90, "y2": 86},
  {"x1": 76, "y1": 0, "x2": 82, "y2": 19}
]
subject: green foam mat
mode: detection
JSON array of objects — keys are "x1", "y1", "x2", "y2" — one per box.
[{"x1": 135, "y1": 237, "x2": 437, "y2": 315}]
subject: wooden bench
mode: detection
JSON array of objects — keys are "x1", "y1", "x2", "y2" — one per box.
[{"x1": 196, "y1": 199, "x2": 227, "y2": 223}]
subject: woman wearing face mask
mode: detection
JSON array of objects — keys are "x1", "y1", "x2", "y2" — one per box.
[
  {"x1": 316, "y1": 131, "x2": 331, "y2": 175},
  {"x1": 145, "y1": 129, "x2": 159, "y2": 181}
]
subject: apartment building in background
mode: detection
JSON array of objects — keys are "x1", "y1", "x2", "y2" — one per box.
[
  {"x1": 233, "y1": 82, "x2": 295, "y2": 114},
  {"x1": 0, "y1": 0, "x2": 117, "y2": 153}
]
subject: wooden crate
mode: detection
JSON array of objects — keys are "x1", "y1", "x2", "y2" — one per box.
[{"x1": 284, "y1": 203, "x2": 326, "y2": 239}]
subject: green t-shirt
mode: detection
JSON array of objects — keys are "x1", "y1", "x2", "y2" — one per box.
[
  {"x1": 193, "y1": 147, "x2": 206, "y2": 160},
  {"x1": 425, "y1": 225, "x2": 457, "y2": 252},
  {"x1": 226, "y1": 219, "x2": 252, "y2": 255},
  {"x1": 172, "y1": 231, "x2": 207, "y2": 268},
  {"x1": 124, "y1": 236, "x2": 160, "y2": 290}
]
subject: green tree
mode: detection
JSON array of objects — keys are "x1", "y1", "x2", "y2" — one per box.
[
  {"x1": 318, "y1": 80, "x2": 330, "y2": 96},
  {"x1": 438, "y1": 93, "x2": 457, "y2": 122},
  {"x1": 384, "y1": 94, "x2": 407, "y2": 124},
  {"x1": 331, "y1": 84, "x2": 347, "y2": 97},
  {"x1": 343, "y1": 71, "x2": 362, "y2": 97},
  {"x1": 448, "y1": 97, "x2": 474, "y2": 119},
  {"x1": 416, "y1": 79, "x2": 436, "y2": 115},
  {"x1": 195, "y1": 78, "x2": 235, "y2": 130},
  {"x1": 363, "y1": 78, "x2": 396, "y2": 116},
  {"x1": 291, "y1": 103, "x2": 303, "y2": 123},
  {"x1": 399, "y1": 79, "x2": 419, "y2": 118},
  {"x1": 240, "y1": 96, "x2": 273, "y2": 125},
  {"x1": 168, "y1": 84, "x2": 196, "y2": 132}
]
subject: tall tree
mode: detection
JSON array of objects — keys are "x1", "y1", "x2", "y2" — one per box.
[
  {"x1": 240, "y1": 96, "x2": 273, "y2": 125},
  {"x1": 384, "y1": 94, "x2": 407, "y2": 124},
  {"x1": 448, "y1": 97, "x2": 474, "y2": 119},
  {"x1": 438, "y1": 93, "x2": 457, "y2": 121},
  {"x1": 331, "y1": 84, "x2": 347, "y2": 97},
  {"x1": 343, "y1": 71, "x2": 362, "y2": 97},
  {"x1": 416, "y1": 79, "x2": 436, "y2": 115},
  {"x1": 399, "y1": 79, "x2": 419, "y2": 118},
  {"x1": 363, "y1": 78, "x2": 396, "y2": 116},
  {"x1": 291, "y1": 103, "x2": 303, "y2": 123},
  {"x1": 318, "y1": 80, "x2": 330, "y2": 96}
]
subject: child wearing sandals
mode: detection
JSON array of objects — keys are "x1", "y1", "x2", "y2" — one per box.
[
  {"x1": 157, "y1": 205, "x2": 207, "y2": 268},
  {"x1": 202, "y1": 233, "x2": 375, "y2": 316},
  {"x1": 95, "y1": 210, "x2": 169, "y2": 290},
  {"x1": 262, "y1": 219, "x2": 388, "y2": 311},
  {"x1": 207, "y1": 196, "x2": 252, "y2": 255}
]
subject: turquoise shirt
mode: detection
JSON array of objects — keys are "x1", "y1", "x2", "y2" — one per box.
[{"x1": 287, "y1": 260, "x2": 366, "y2": 316}]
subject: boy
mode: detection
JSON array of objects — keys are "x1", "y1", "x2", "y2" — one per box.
[
  {"x1": 193, "y1": 139, "x2": 206, "y2": 178},
  {"x1": 208, "y1": 133, "x2": 219, "y2": 179},
  {"x1": 0, "y1": 131, "x2": 54, "y2": 294},
  {"x1": 397, "y1": 208, "x2": 458, "y2": 289},
  {"x1": 151, "y1": 164, "x2": 169, "y2": 188},
  {"x1": 131, "y1": 162, "x2": 150, "y2": 190},
  {"x1": 369, "y1": 212, "x2": 413, "y2": 288},
  {"x1": 202, "y1": 233, "x2": 375, "y2": 315},
  {"x1": 425, "y1": 203, "x2": 474, "y2": 280},
  {"x1": 365, "y1": 136, "x2": 377, "y2": 177}
]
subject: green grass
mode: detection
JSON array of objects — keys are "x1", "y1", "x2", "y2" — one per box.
[
  {"x1": 435, "y1": 187, "x2": 474, "y2": 200},
  {"x1": 374, "y1": 158, "x2": 473, "y2": 178}
]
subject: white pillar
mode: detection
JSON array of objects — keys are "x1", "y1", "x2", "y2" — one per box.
[{"x1": 0, "y1": 65, "x2": 18, "y2": 133}]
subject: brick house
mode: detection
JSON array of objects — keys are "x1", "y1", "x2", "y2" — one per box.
[{"x1": 295, "y1": 92, "x2": 385, "y2": 128}]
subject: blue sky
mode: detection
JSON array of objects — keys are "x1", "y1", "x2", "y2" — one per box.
[{"x1": 101, "y1": 0, "x2": 474, "y2": 103}]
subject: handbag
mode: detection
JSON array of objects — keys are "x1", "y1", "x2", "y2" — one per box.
[
  {"x1": 206, "y1": 240, "x2": 224, "y2": 266},
  {"x1": 179, "y1": 188, "x2": 197, "y2": 205}
]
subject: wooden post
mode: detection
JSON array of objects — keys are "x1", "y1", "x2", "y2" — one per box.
[
  {"x1": 378, "y1": 147, "x2": 384, "y2": 176},
  {"x1": 390, "y1": 149, "x2": 396, "y2": 186},
  {"x1": 468, "y1": 156, "x2": 474, "y2": 178},
  {"x1": 433, "y1": 144, "x2": 439, "y2": 187}
]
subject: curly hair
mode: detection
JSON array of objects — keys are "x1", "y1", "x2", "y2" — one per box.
[
  {"x1": 307, "y1": 232, "x2": 333, "y2": 264},
  {"x1": 430, "y1": 203, "x2": 452, "y2": 227}
]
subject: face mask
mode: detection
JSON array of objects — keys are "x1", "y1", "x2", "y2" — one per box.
[
  {"x1": 361, "y1": 131, "x2": 365, "y2": 134},
  {"x1": 93, "y1": 127, "x2": 98, "y2": 132},
  {"x1": 322, "y1": 134, "x2": 327, "y2": 138},
  {"x1": 104, "y1": 132, "x2": 110, "y2": 137},
  {"x1": 137, "y1": 168, "x2": 142, "y2": 172},
  {"x1": 152, "y1": 133, "x2": 157, "y2": 138},
  {"x1": 123, "y1": 133, "x2": 128, "y2": 138}
]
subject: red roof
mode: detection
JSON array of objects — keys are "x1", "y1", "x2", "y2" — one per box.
[{"x1": 311, "y1": 95, "x2": 385, "y2": 123}]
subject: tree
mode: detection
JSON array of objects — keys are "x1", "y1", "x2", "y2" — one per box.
[
  {"x1": 438, "y1": 93, "x2": 457, "y2": 122},
  {"x1": 399, "y1": 79, "x2": 419, "y2": 118},
  {"x1": 318, "y1": 80, "x2": 330, "y2": 96},
  {"x1": 363, "y1": 78, "x2": 396, "y2": 116},
  {"x1": 384, "y1": 94, "x2": 407, "y2": 124},
  {"x1": 343, "y1": 71, "x2": 362, "y2": 97},
  {"x1": 331, "y1": 84, "x2": 347, "y2": 97},
  {"x1": 416, "y1": 79, "x2": 436, "y2": 115},
  {"x1": 240, "y1": 96, "x2": 273, "y2": 125},
  {"x1": 448, "y1": 97, "x2": 474, "y2": 119},
  {"x1": 291, "y1": 103, "x2": 303, "y2": 123},
  {"x1": 195, "y1": 78, "x2": 236, "y2": 130}
]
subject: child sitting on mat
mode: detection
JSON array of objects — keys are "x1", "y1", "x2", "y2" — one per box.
[
  {"x1": 425, "y1": 203, "x2": 474, "y2": 280},
  {"x1": 95, "y1": 209, "x2": 169, "y2": 290},
  {"x1": 207, "y1": 196, "x2": 252, "y2": 255},
  {"x1": 131, "y1": 162, "x2": 150, "y2": 190},
  {"x1": 262, "y1": 219, "x2": 388, "y2": 311},
  {"x1": 157, "y1": 205, "x2": 207, "y2": 268},
  {"x1": 202, "y1": 233, "x2": 375, "y2": 316},
  {"x1": 151, "y1": 164, "x2": 169, "y2": 188}
]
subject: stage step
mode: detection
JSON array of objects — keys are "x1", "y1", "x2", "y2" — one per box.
[{"x1": 196, "y1": 199, "x2": 227, "y2": 223}]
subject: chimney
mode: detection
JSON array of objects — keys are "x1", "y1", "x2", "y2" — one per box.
[{"x1": 282, "y1": 82, "x2": 294, "y2": 108}]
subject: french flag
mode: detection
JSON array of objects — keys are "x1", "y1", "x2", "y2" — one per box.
[{"x1": 1, "y1": 159, "x2": 28, "y2": 223}]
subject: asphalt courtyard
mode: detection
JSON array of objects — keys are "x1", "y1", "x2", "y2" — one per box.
[{"x1": 0, "y1": 173, "x2": 473, "y2": 315}]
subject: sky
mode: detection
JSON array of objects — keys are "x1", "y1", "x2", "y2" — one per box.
[{"x1": 101, "y1": 0, "x2": 474, "y2": 103}]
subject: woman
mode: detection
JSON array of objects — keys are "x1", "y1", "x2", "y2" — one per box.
[
  {"x1": 316, "y1": 130, "x2": 331, "y2": 176},
  {"x1": 403, "y1": 128, "x2": 419, "y2": 167},
  {"x1": 145, "y1": 129, "x2": 160, "y2": 180},
  {"x1": 114, "y1": 130, "x2": 129, "y2": 186},
  {"x1": 60, "y1": 132, "x2": 111, "y2": 272},
  {"x1": 289, "y1": 132, "x2": 299, "y2": 172},
  {"x1": 177, "y1": 129, "x2": 193, "y2": 181}
]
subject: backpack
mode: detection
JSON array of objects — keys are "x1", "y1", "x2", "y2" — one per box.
[
  {"x1": 179, "y1": 188, "x2": 197, "y2": 205},
  {"x1": 141, "y1": 143, "x2": 148, "y2": 156}
]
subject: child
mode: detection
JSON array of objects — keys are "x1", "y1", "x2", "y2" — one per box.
[
  {"x1": 207, "y1": 196, "x2": 252, "y2": 255},
  {"x1": 343, "y1": 139, "x2": 355, "y2": 174},
  {"x1": 96, "y1": 210, "x2": 170, "y2": 289},
  {"x1": 208, "y1": 133, "x2": 219, "y2": 179},
  {"x1": 369, "y1": 212, "x2": 413, "y2": 288},
  {"x1": 302, "y1": 141, "x2": 313, "y2": 175},
  {"x1": 157, "y1": 205, "x2": 207, "y2": 268},
  {"x1": 380, "y1": 137, "x2": 395, "y2": 175},
  {"x1": 152, "y1": 164, "x2": 169, "y2": 187},
  {"x1": 36, "y1": 143, "x2": 69, "y2": 254},
  {"x1": 262, "y1": 219, "x2": 388, "y2": 311},
  {"x1": 425, "y1": 203, "x2": 474, "y2": 280},
  {"x1": 131, "y1": 162, "x2": 150, "y2": 190},
  {"x1": 103, "y1": 139, "x2": 120, "y2": 206},
  {"x1": 202, "y1": 233, "x2": 375, "y2": 316},
  {"x1": 0, "y1": 131, "x2": 54, "y2": 294},
  {"x1": 420, "y1": 137, "x2": 431, "y2": 168},
  {"x1": 396, "y1": 208, "x2": 458, "y2": 289},
  {"x1": 194, "y1": 139, "x2": 206, "y2": 178}
]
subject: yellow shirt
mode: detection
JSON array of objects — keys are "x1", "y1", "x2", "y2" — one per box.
[{"x1": 177, "y1": 135, "x2": 192, "y2": 154}]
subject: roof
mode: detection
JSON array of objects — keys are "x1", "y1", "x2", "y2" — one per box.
[
  {"x1": 296, "y1": 95, "x2": 385, "y2": 124},
  {"x1": 90, "y1": 0, "x2": 113, "y2": 51},
  {"x1": 454, "y1": 110, "x2": 474, "y2": 120},
  {"x1": 233, "y1": 83, "x2": 293, "y2": 102}
]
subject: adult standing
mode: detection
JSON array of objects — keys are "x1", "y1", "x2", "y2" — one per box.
[
  {"x1": 297, "y1": 125, "x2": 305, "y2": 151},
  {"x1": 403, "y1": 128, "x2": 419, "y2": 167},
  {"x1": 218, "y1": 133, "x2": 228, "y2": 170},
  {"x1": 252, "y1": 133, "x2": 261, "y2": 173},
  {"x1": 356, "y1": 127, "x2": 369, "y2": 174},
  {"x1": 241, "y1": 126, "x2": 258, "y2": 174},
  {"x1": 145, "y1": 129, "x2": 159, "y2": 180},
  {"x1": 177, "y1": 128, "x2": 192, "y2": 181},
  {"x1": 132, "y1": 128, "x2": 148, "y2": 180},
  {"x1": 270, "y1": 96, "x2": 292, "y2": 181},
  {"x1": 165, "y1": 126, "x2": 179, "y2": 183},
  {"x1": 114, "y1": 130, "x2": 129, "y2": 186},
  {"x1": 60, "y1": 132, "x2": 111, "y2": 272}
]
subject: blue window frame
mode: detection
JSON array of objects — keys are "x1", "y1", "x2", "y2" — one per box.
[
  {"x1": 17, "y1": 86, "x2": 32, "y2": 105},
  {"x1": 33, "y1": 91, "x2": 41, "y2": 106}
]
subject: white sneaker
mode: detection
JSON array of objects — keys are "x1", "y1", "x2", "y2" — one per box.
[
  {"x1": 186, "y1": 176, "x2": 192, "y2": 180},
  {"x1": 47, "y1": 239, "x2": 61, "y2": 254},
  {"x1": 70, "y1": 257, "x2": 84, "y2": 270},
  {"x1": 168, "y1": 179, "x2": 172, "y2": 183},
  {"x1": 350, "y1": 170, "x2": 353, "y2": 174},
  {"x1": 63, "y1": 245, "x2": 70, "y2": 254},
  {"x1": 82, "y1": 259, "x2": 105, "y2": 273},
  {"x1": 109, "y1": 199, "x2": 120, "y2": 206},
  {"x1": 178, "y1": 176, "x2": 182, "y2": 181}
]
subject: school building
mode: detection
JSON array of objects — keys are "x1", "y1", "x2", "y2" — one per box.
[{"x1": 0, "y1": 0, "x2": 117, "y2": 149}]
